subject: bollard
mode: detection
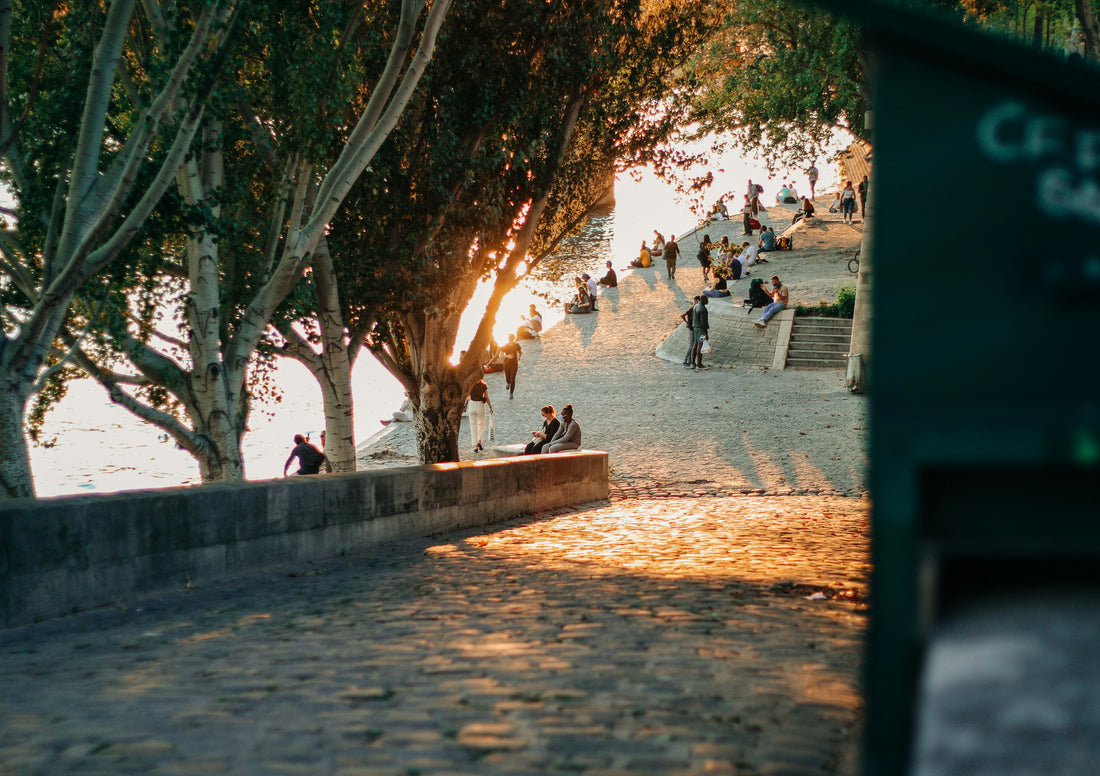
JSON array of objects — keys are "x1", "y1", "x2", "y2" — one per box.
[{"x1": 844, "y1": 353, "x2": 865, "y2": 394}]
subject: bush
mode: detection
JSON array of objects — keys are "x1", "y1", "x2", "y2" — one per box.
[{"x1": 793, "y1": 285, "x2": 856, "y2": 319}]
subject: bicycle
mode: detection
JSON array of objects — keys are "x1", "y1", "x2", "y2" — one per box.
[{"x1": 846, "y1": 249, "x2": 861, "y2": 275}]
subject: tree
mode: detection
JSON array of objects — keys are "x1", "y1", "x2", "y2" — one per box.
[
  {"x1": 0, "y1": 0, "x2": 241, "y2": 499},
  {"x1": 302, "y1": 0, "x2": 714, "y2": 464},
  {"x1": 680, "y1": 0, "x2": 869, "y2": 169},
  {"x1": 68, "y1": 0, "x2": 452, "y2": 484}
]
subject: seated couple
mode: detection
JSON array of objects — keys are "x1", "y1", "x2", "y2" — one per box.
[
  {"x1": 564, "y1": 276, "x2": 596, "y2": 314},
  {"x1": 523, "y1": 404, "x2": 581, "y2": 454}
]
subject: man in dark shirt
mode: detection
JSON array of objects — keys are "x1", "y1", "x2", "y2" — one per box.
[
  {"x1": 284, "y1": 434, "x2": 325, "y2": 476},
  {"x1": 597, "y1": 260, "x2": 617, "y2": 287},
  {"x1": 664, "y1": 235, "x2": 681, "y2": 280}
]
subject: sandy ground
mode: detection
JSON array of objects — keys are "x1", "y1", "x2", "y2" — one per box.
[{"x1": 358, "y1": 196, "x2": 868, "y2": 495}]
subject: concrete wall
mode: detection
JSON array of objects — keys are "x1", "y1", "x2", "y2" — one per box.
[
  {"x1": 0, "y1": 452, "x2": 608, "y2": 628},
  {"x1": 656, "y1": 300, "x2": 794, "y2": 369}
]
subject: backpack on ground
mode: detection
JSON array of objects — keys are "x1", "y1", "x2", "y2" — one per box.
[{"x1": 775, "y1": 235, "x2": 793, "y2": 251}]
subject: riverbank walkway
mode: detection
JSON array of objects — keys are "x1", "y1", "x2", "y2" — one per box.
[
  {"x1": 2, "y1": 200, "x2": 871, "y2": 775},
  {"x1": 1, "y1": 494, "x2": 868, "y2": 776}
]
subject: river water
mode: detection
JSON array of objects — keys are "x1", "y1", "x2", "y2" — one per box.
[{"x1": 29, "y1": 145, "x2": 842, "y2": 497}]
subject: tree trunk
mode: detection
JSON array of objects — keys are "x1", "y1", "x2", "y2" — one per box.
[
  {"x1": 311, "y1": 240, "x2": 356, "y2": 472},
  {"x1": 411, "y1": 366, "x2": 468, "y2": 464},
  {"x1": 403, "y1": 308, "x2": 474, "y2": 464},
  {"x1": 1078, "y1": 0, "x2": 1100, "y2": 59},
  {"x1": 0, "y1": 386, "x2": 35, "y2": 499}
]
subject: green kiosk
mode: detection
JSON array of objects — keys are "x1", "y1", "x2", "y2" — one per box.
[{"x1": 810, "y1": 2, "x2": 1100, "y2": 773}]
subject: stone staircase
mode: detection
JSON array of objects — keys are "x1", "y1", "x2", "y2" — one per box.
[{"x1": 785, "y1": 317, "x2": 852, "y2": 369}]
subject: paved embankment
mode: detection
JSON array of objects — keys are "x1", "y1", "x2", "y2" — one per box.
[
  {"x1": 0, "y1": 494, "x2": 868, "y2": 776},
  {"x1": 360, "y1": 203, "x2": 867, "y2": 497}
]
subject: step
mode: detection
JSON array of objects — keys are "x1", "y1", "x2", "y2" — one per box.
[
  {"x1": 794, "y1": 318, "x2": 852, "y2": 330},
  {"x1": 790, "y1": 332, "x2": 851, "y2": 345},
  {"x1": 786, "y1": 356, "x2": 847, "y2": 369},
  {"x1": 788, "y1": 344, "x2": 849, "y2": 357}
]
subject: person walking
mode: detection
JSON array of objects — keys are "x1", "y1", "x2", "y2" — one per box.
[
  {"x1": 663, "y1": 235, "x2": 681, "y2": 280},
  {"x1": 840, "y1": 180, "x2": 857, "y2": 225},
  {"x1": 807, "y1": 162, "x2": 819, "y2": 198},
  {"x1": 500, "y1": 333, "x2": 522, "y2": 399},
  {"x1": 857, "y1": 175, "x2": 869, "y2": 218},
  {"x1": 690, "y1": 295, "x2": 710, "y2": 370},
  {"x1": 468, "y1": 377, "x2": 493, "y2": 453}
]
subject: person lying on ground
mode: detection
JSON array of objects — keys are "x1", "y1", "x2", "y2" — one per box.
[
  {"x1": 523, "y1": 405, "x2": 560, "y2": 455},
  {"x1": 546, "y1": 404, "x2": 581, "y2": 453},
  {"x1": 754, "y1": 275, "x2": 789, "y2": 327},
  {"x1": 598, "y1": 260, "x2": 617, "y2": 287}
]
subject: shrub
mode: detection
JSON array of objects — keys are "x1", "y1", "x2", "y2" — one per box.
[{"x1": 793, "y1": 285, "x2": 856, "y2": 319}]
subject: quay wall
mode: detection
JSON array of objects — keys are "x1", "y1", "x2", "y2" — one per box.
[{"x1": 0, "y1": 452, "x2": 608, "y2": 628}]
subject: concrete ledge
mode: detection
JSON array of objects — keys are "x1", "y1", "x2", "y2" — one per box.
[{"x1": 0, "y1": 452, "x2": 609, "y2": 628}]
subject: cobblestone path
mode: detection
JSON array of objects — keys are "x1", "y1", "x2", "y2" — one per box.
[{"x1": 1, "y1": 495, "x2": 869, "y2": 776}]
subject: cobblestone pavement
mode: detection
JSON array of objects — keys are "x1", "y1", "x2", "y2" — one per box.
[{"x1": 1, "y1": 495, "x2": 869, "y2": 776}]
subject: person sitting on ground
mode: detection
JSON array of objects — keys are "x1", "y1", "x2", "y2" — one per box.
[
  {"x1": 828, "y1": 191, "x2": 842, "y2": 213},
  {"x1": 758, "y1": 225, "x2": 776, "y2": 253},
  {"x1": 546, "y1": 403, "x2": 581, "y2": 453},
  {"x1": 483, "y1": 336, "x2": 505, "y2": 373},
  {"x1": 583, "y1": 273, "x2": 599, "y2": 310},
  {"x1": 787, "y1": 182, "x2": 800, "y2": 200},
  {"x1": 703, "y1": 272, "x2": 730, "y2": 298},
  {"x1": 696, "y1": 239, "x2": 713, "y2": 281},
  {"x1": 597, "y1": 260, "x2": 617, "y2": 287},
  {"x1": 708, "y1": 199, "x2": 728, "y2": 221},
  {"x1": 739, "y1": 241, "x2": 760, "y2": 275},
  {"x1": 630, "y1": 241, "x2": 652, "y2": 268},
  {"x1": 746, "y1": 277, "x2": 773, "y2": 309},
  {"x1": 792, "y1": 196, "x2": 816, "y2": 224},
  {"x1": 564, "y1": 277, "x2": 593, "y2": 314},
  {"x1": 651, "y1": 231, "x2": 665, "y2": 256},
  {"x1": 284, "y1": 434, "x2": 326, "y2": 476},
  {"x1": 516, "y1": 304, "x2": 542, "y2": 340},
  {"x1": 753, "y1": 275, "x2": 789, "y2": 327},
  {"x1": 523, "y1": 405, "x2": 560, "y2": 455},
  {"x1": 718, "y1": 235, "x2": 732, "y2": 258},
  {"x1": 776, "y1": 184, "x2": 793, "y2": 203}
]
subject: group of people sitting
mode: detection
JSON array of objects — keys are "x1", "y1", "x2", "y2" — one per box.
[
  {"x1": 522, "y1": 403, "x2": 581, "y2": 455},
  {"x1": 696, "y1": 231, "x2": 777, "y2": 297},
  {"x1": 564, "y1": 261, "x2": 618, "y2": 314}
]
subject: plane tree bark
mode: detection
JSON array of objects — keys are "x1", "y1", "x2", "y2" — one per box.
[
  {"x1": 305, "y1": 0, "x2": 715, "y2": 464},
  {"x1": 71, "y1": 0, "x2": 452, "y2": 483},
  {"x1": 0, "y1": 0, "x2": 241, "y2": 498}
]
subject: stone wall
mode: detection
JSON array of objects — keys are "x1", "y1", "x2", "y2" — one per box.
[
  {"x1": 0, "y1": 452, "x2": 608, "y2": 628},
  {"x1": 656, "y1": 298, "x2": 794, "y2": 369}
]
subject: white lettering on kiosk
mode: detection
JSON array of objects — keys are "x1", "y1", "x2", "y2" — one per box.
[{"x1": 979, "y1": 102, "x2": 1100, "y2": 225}]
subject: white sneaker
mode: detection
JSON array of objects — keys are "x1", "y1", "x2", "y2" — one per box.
[{"x1": 754, "y1": 320, "x2": 766, "y2": 328}]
